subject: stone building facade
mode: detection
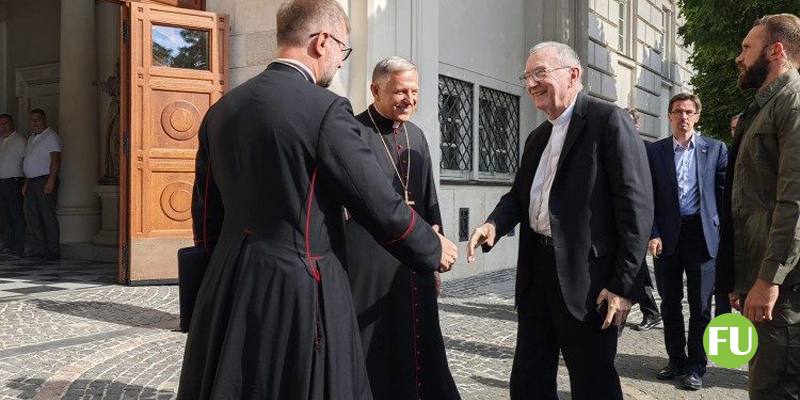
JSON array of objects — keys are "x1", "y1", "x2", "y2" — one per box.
[{"x1": 0, "y1": 0, "x2": 693, "y2": 281}]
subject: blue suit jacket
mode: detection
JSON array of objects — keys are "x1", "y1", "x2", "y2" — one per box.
[{"x1": 646, "y1": 134, "x2": 727, "y2": 258}]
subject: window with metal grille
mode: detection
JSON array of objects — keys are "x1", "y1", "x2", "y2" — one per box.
[
  {"x1": 613, "y1": 0, "x2": 629, "y2": 55},
  {"x1": 438, "y1": 75, "x2": 473, "y2": 172},
  {"x1": 479, "y1": 87, "x2": 520, "y2": 174}
]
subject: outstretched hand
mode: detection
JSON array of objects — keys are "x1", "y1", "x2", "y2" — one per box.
[{"x1": 467, "y1": 223, "x2": 496, "y2": 263}]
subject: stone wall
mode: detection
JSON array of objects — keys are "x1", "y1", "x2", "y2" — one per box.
[
  {"x1": 588, "y1": 0, "x2": 694, "y2": 139},
  {"x1": 4, "y1": 0, "x2": 60, "y2": 125}
]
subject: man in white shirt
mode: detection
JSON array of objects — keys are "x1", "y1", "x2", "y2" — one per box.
[
  {"x1": 467, "y1": 42, "x2": 653, "y2": 399},
  {"x1": 0, "y1": 114, "x2": 26, "y2": 256},
  {"x1": 22, "y1": 109, "x2": 62, "y2": 259}
]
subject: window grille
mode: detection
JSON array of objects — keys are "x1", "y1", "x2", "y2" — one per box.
[
  {"x1": 438, "y1": 75, "x2": 474, "y2": 172},
  {"x1": 478, "y1": 87, "x2": 520, "y2": 174},
  {"x1": 614, "y1": 0, "x2": 629, "y2": 54}
]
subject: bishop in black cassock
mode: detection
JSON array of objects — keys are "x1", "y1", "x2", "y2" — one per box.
[{"x1": 344, "y1": 58, "x2": 460, "y2": 400}]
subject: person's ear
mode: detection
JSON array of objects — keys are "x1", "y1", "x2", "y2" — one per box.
[
  {"x1": 771, "y1": 41, "x2": 788, "y2": 61},
  {"x1": 370, "y1": 82, "x2": 380, "y2": 99},
  {"x1": 311, "y1": 33, "x2": 328, "y2": 58}
]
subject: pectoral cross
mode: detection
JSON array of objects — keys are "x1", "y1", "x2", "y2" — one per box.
[{"x1": 404, "y1": 190, "x2": 415, "y2": 206}]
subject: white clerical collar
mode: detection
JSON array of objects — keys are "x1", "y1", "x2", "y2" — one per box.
[
  {"x1": 372, "y1": 105, "x2": 402, "y2": 129},
  {"x1": 273, "y1": 58, "x2": 316, "y2": 84},
  {"x1": 548, "y1": 95, "x2": 577, "y2": 126}
]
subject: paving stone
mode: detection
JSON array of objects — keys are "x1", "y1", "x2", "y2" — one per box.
[{"x1": 0, "y1": 256, "x2": 749, "y2": 399}]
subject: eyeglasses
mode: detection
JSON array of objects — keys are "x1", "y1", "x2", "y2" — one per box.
[
  {"x1": 310, "y1": 32, "x2": 353, "y2": 61},
  {"x1": 518, "y1": 66, "x2": 574, "y2": 84},
  {"x1": 669, "y1": 110, "x2": 699, "y2": 117}
]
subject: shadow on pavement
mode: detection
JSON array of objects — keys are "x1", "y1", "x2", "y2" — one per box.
[
  {"x1": 30, "y1": 299, "x2": 179, "y2": 329},
  {"x1": 615, "y1": 353, "x2": 749, "y2": 390},
  {"x1": 5, "y1": 377, "x2": 175, "y2": 399},
  {"x1": 470, "y1": 374, "x2": 509, "y2": 389}
]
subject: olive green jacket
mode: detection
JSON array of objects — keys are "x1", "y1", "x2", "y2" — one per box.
[{"x1": 718, "y1": 68, "x2": 800, "y2": 294}]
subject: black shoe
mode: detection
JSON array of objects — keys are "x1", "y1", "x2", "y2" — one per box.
[
  {"x1": 656, "y1": 361, "x2": 686, "y2": 380},
  {"x1": 680, "y1": 371, "x2": 703, "y2": 390},
  {"x1": 632, "y1": 313, "x2": 662, "y2": 331}
]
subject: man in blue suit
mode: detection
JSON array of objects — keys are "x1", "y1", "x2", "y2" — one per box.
[{"x1": 647, "y1": 93, "x2": 727, "y2": 390}]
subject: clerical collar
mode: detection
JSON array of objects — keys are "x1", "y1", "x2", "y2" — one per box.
[
  {"x1": 272, "y1": 58, "x2": 316, "y2": 84},
  {"x1": 547, "y1": 95, "x2": 577, "y2": 126},
  {"x1": 369, "y1": 104, "x2": 401, "y2": 133}
]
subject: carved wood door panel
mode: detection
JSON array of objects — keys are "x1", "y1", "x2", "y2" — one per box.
[{"x1": 121, "y1": 1, "x2": 227, "y2": 283}]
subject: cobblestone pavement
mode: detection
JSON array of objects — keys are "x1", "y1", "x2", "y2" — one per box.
[
  {"x1": 440, "y1": 268, "x2": 749, "y2": 400},
  {"x1": 0, "y1": 257, "x2": 749, "y2": 399}
]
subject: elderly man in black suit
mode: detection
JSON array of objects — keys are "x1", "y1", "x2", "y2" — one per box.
[
  {"x1": 468, "y1": 42, "x2": 653, "y2": 400},
  {"x1": 177, "y1": 1, "x2": 458, "y2": 399}
]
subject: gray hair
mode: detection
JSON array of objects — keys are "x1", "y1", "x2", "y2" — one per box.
[
  {"x1": 276, "y1": 0, "x2": 350, "y2": 47},
  {"x1": 529, "y1": 41, "x2": 582, "y2": 73},
  {"x1": 372, "y1": 56, "x2": 417, "y2": 83}
]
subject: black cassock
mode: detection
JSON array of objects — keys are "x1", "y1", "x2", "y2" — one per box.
[
  {"x1": 177, "y1": 63, "x2": 442, "y2": 400},
  {"x1": 345, "y1": 106, "x2": 460, "y2": 400}
]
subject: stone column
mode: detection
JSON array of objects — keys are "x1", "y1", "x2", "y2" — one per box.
[{"x1": 57, "y1": 0, "x2": 101, "y2": 244}]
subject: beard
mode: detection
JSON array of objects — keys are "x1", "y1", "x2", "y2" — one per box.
[
  {"x1": 317, "y1": 71, "x2": 333, "y2": 88},
  {"x1": 316, "y1": 56, "x2": 339, "y2": 88},
  {"x1": 738, "y1": 52, "x2": 770, "y2": 90}
]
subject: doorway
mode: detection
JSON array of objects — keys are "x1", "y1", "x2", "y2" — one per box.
[{"x1": 119, "y1": 1, "x2": 228, "y2": 283}]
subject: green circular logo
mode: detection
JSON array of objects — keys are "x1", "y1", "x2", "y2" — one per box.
[{"x1": 703, "y1": 313, "x2": 759, "y2": 368}]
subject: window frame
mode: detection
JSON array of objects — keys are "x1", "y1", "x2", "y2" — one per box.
[
  {"x1": 438, "y1": 74, "x2": 520, "y2": 183},
  {"x1": 438, "y1": 75, "x2": 474, "y2": 180},
  {"x1": 477, "y1": 86, "x2": 520, "y2": 181}
]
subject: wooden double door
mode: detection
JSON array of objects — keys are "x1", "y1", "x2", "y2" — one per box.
[{"x1": 120, "y1": 1, "x2": 228, "y2": 283}]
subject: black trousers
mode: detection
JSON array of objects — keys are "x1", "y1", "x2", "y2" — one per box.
[
  {"x1": 714, "y1": 290, "x2": 732, "y2": 316},
  {"x1": 24, "y1": 176, "x2": 60, "y2": 256},
  {"x1": 0, "y1": 177, "x2": 25, "y2": 255},
  {"x1": 510, "y1": 242, "x2": 623, "y2": 400},
  {"x1": 653, "y1": 218, "x2": 714, "y2": 374},
  {"x1": 633, "y1": 260, "x2": 660, "y2": 317}
]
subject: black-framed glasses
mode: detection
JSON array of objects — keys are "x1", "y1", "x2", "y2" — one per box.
[
  {"x1": 310, "y1": 32, "x2": 353, "y2": 61},
  {"x1": 518, "y1": 66, "x2": 574, "y2": 84}
]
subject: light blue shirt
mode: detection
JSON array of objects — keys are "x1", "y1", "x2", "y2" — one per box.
[{"x1": 673, "y1": 135, "x2": 700, "y2": 216}]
